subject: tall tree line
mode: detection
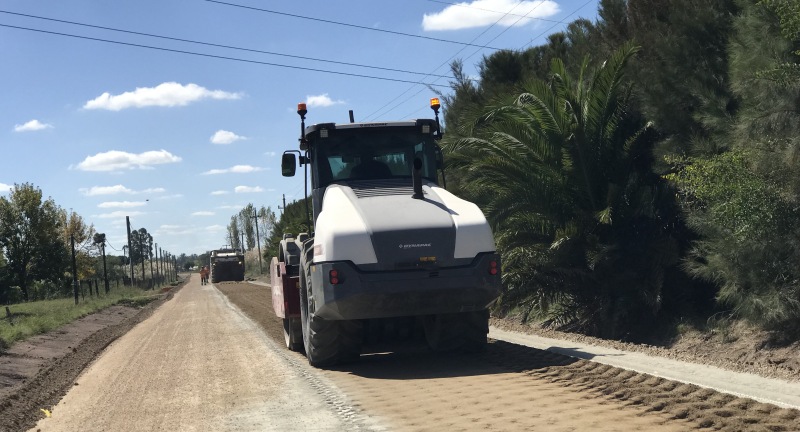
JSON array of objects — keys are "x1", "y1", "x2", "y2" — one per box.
[
  {"x1": 263, "y1": 198, "x2": 310, "y2": 260},
  {"x1": 223, "y1": 203, "x2": 277, "y2": 258},
  {"x1": 0, "y1": 183, "x2": 125, "y2": 302},
  {"x1": 442, "y1": 0, "x2": 800, "y2": 338}
]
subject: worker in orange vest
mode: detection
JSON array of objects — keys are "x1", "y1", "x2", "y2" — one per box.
[{"x1": 200, "y1": 266, "x2": 210, "y2": 285}]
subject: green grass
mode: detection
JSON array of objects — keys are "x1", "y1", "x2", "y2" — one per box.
[{"x1": 0, "y1": 287, "x2": 161, "y2": 349}]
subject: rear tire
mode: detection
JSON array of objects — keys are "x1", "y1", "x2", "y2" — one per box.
[
  {"x1": 283, "y1": 317, "x2": 303, "y2": 351},
  {"x1": 299, "y1": 244, "x2": 362, "y2": 367},
  {"x1": 424, "y1": 310, "x2": 489, "y2": 353}
]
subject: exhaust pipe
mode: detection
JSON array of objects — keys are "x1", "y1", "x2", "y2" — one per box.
[{"x1": 412, "y1": 157, "x2": 423, "y2": 199}]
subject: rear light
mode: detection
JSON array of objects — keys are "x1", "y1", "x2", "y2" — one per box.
[
  {"x1": 489, "y1": 260, "x2": 498, "y2": 276},
  {"x1": 329, "y1": 269, "x2": 340, "y2": 285}
]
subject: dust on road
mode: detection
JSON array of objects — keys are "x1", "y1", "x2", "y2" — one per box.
[{"x1": 32, "y1": 276, "x2": 375, "y2": 432}]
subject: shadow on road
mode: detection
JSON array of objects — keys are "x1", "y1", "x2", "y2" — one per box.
[
  {"x1": 327, "y1": 339, "x2": 580, "y2": 380},
  {"x1": 216, "y1": 282, "x2": 580, "y2": 380}
]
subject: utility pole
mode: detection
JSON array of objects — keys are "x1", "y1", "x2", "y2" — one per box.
[
  {"x1": 140, "y1": 235, "x2": 146, "y2": 288},
  {"x1": 71, "y1": 234, "x2": 78, "y2": 305},
  {"x1": 159, "y1": 247, "x2": 164, "y2": 283},
  {"x1": 101, "y1": 239, "x2": 109, "y2": 294},
  {"x1": 148, "y1": 236, "x2": 154, "y2": 289},
  {"x1": 252, "y1": 210, "x2": 263, "y2": 274},
  {"x1": 241, "y1": 232, "x2": 245, "y2": 254},
  {"x1": 126, "y1": 216, "x2": 134, "y2": 285},
  {"x1": 154, "y1": 242, "x2": 160, "y2": 285},
  {"x1": 279, "y1": 193, "x2": 286, "y2": 215}
]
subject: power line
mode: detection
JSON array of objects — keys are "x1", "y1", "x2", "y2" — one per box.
[
  {"x1": 0, "y1": 10, "x2": 451, "y2": 79},
  {"x1": 461, "y1": 0, "x2": 549, "y2": 61},
  {"x1": 0, "y1": 23, "x2": 449, "y2": 87},
  {"x1": 371, "y1": 0, "x2": 595, "y2": 120},
  {"x1": 518, "y1": 0, "x2": 595, "y2": 50},
  {"x1": 424, "y1": 0, "x2": 562, "y2": 23},
  {"x1": 202, "y1": 0, "x2": 504, "y2": 51},
  {"x1": 364, "y1": 0, "x2": 533, "y2": 121}
]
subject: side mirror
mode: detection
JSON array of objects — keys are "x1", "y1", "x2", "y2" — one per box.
[
  {"x1": 281, "y1": 153, "x2": 297, "y2": 177},
  {"x1": 434, "y1": 145, "x2": 444, "y2": 170}
]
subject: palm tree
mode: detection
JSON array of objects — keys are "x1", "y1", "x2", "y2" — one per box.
[{"x1": 445, "y1": 43, "x2": 681, "y2": 338}]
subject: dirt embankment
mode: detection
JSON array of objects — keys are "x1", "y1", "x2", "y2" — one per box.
[
  {"x1": 218, "y1": 282, "x2": 800, "y2": 432},
  {"x1": 0, "y1": 280, "x2": 186, "y2": 432},
  {"x1": 493, "y1": 317, "x2": 800, "y2": 384}
]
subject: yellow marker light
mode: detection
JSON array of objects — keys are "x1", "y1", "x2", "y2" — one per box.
[{"x1": 430, "y1": 98, "x2": 440, "y2": 110}]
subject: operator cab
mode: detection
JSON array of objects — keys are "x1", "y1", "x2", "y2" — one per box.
[
  {"x1": 281, "y1": 99, "x2": 445, "y2": 223},
  {"x1": 307, "y1": 120, "x2": 441, "y2": 189}
]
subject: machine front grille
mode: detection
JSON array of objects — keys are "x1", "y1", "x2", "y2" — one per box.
[{"x1": 349, "y1": 179, "x2": 420, "y2": 198}]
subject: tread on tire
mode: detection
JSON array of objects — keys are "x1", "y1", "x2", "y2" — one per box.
[{"x1": 299, "y1": 243, "x2": 362, "y2": 367}]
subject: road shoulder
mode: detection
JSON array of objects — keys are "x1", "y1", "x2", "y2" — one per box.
[{"x1": 0, "y1": 281, "x2": 186, "y2": 432}]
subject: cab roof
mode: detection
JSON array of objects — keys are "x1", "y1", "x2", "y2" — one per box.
[{"x1": 304, "y1": 119, "x2": 437, "y2": 138}]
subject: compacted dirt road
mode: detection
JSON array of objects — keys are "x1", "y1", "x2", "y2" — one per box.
[
  {"x1": 217, "y1": 282, "x2": 800, "y2": 432},
  {"x1": 31, "y1": 276, "x2": 380, "y2": 432},
  {"x1": 28, "y1": 277, "x2": 800, "y2": 431}
]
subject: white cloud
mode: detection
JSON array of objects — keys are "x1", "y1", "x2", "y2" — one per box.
[
  {"x1": 210, "y1": 130, "x2": 247, "y2": 145},
  {"x1": 202, "y1": 164, "x2": 263, "y2": 175},
  {"x1": 156, "y1": 224, "x2": 193, "y2": 236},
  {"x1": 74, "y1": 150, "x2": 181, "y2": 172},
  {"x1": 157, "y1": 193, "x2": 184, "y2": 200},
  {"x1": 140, "y1": 187, "x2": 167, "y2": 194},
  {"x1": 217, "y1": 205, "x2": 243, "y2": 210},
  {"x1": 422, "y1": 0, "x2": 559, "y2": 31},
  {"x1": 14, "y1": 119, "x2": 53, "y2": 132},
  {"x1": 80, "y1": 185, "x2": 167, "y2": 196},
  {"x1": 206, "y1": 224, "x2": 225, "y2": 232},
  {"x1": 234, "y1": 186, "x2": 264, "y2": 193},
  {"x1": 83, "y1": 82, "x2": 242, "y2": 111},
  {"x1": 264, "y1": 151, "x2": 277, "y2": 157},
  {"x1": 192, "y1": 211, "x2": 215, "y2": 216},
  {"x1": 0, "y1": 183, "x2": 11, "y2": 194},
  {"x1": 210, "y1": 190, "x2": 229, "y2": 196},
  {"x1": 97, "y1": 201, "x2": 147, "y2": 208},
  {"x1": 80, "y1": 185, "x2": 134, "y2": 196},
  {"x1": 306, "y1": 93, "x2": 344, "y2": 108},
  {"x1": 96, "y1": 210, "x2": 145, "y2": 219}
]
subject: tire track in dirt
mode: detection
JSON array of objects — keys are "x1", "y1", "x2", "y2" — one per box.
[{"x1": 217, "y1": 282, "x2": 800, "y2": 431}]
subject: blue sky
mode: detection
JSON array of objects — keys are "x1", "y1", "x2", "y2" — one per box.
[{"x1": 0, "y1": 0, "x2": 599, "y2": 256}]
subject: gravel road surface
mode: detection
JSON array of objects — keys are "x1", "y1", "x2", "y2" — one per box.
[
  {"x1": 31, "y1": 277, "x2": 382, "y2": 432},
  {"x1": 221, "y1": 281, "x2": 800, "y2": 432},
  {"x1": 490, "y1": 327, "x2": 800, "y2": 409},
  {"x1": 27, "y1": 276, "x2": 800, "y2": 431}
]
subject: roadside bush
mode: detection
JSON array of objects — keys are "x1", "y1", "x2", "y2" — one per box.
[
  {"x1": 447, "y1": 45, "x2": 686, "y2": 339},
  {"x1": 667, "y1": 149, "x2": 800, "y2": 333}
]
